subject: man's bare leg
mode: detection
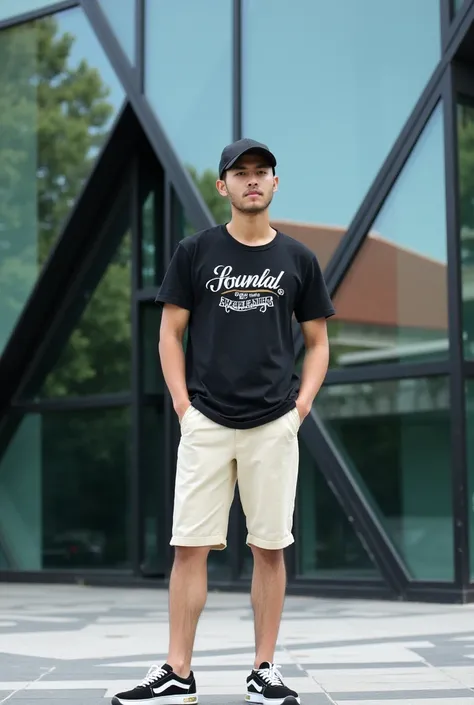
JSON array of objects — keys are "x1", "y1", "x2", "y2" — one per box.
[
  {"x1": 167, "y1": 546, "x2": 210, "y2": 677},
  {"x1": 250, "y1": 546, "x2": 286, "y2": 667}
]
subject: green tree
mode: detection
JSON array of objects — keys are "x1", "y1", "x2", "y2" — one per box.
[
  {"x1": 0, "y1": 15, "x2": 131, "y2": 399},
  {"x1": 188, "y1": 165, "x2": 231, "y2": 225}
]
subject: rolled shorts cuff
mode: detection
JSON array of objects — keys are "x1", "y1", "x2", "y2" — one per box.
[
  {"x1": 246, "y1": 533, "x2": 295, "y2": 550},
  {"x1": 170, "y1": 535, "x2": 227, "y2": 550}
]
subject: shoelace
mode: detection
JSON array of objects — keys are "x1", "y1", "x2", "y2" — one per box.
[
  {"x1": 257, "y1": 664, "x2": 284, "y2": 686},
  {"x1": 139, "y1": 665, "x2": 167, "y2": 687}
]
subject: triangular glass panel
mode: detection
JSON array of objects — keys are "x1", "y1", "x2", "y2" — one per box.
[
  {"x1": 242, "y1": 0, "x2": 440, "y2": 241},
  {"x1": 97, "y1": 0, "x2": 135, "y2": 64},
  {"x1": 296, "y1": 439, "x2": 380, "y2": 578},
  {"x1": 315, "y1": 376, "x2": 453, "y2": 581},
  {"x1": 0, "y1": 7, "x2": 124, "y2": 356},
  {"x1": 328, "y1": 103, "x2": 448, "y2": 369},
  {"x1": 144, "y1": 0, "x2": 232, "y2": 223},
  {"x1": 38, "y1": 231, "x2": 132, "y2": 398}
]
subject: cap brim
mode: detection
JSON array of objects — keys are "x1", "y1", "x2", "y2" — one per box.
[{"x1": 220, "y1": 147, "x2": 276, "y2": 178}]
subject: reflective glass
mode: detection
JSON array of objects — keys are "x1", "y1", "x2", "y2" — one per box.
[
  {"x1": 457, "y1": 102, "x2": 474, "y2": 359},
  {"x1": 0, "y1": 9, "x2": 124, "y2": 355},
  {"x1": 141, "y1": 405, "x2": 166, "y2": 575},
  {"x1": 328, "y1": 104, "x2": 447, "y2": 368},
  {"x1": 297, "y1": 441, "x2": 379, "y2": 579},
  {"x1": 144, "y1": 0, "x2": 232, "y2": 222},
  {"x1": 453, "y1": 0, "x2": 465, "y2": 15},
  {"x1": 243, "y1": 0, "x2": 440, "y2": 256},
  {"x1": 143, "y1": 303, "x2": 164, "y2": 395},
  {"x1": 39, "y1": 232, "x2": 132, "y2": 397},
  {"x1": 0, "y1": 408, "x2": 131, "y2": 570},
  {"x1": 466, "y1": 381, "x2": 474, "y2": 579},
  {"x1": 142, "y1": 191, "x2": 159, "y2": 288},
  {"x1": 97, "y1": 0, "x2": 135, "y2": 63},
  {"x1": 0, "y1": 0, "x2": 56, "y2": 21},
  {"x1": 316, "y1": 377, "x2": 453, "y2": 580}
]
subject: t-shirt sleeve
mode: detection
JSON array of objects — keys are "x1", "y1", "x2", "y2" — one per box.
[
  {"x1": 155, "y1": 243, "x2": 193, "y2": 311},
  {"x1": 294, "y1": 253, "x2": 335, "y2": 323}
]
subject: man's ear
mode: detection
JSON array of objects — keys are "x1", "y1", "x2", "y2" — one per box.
[
  {"x1": 216, "y1": 179, "x2": 228, "y2": 197},
  {"x1": 273, "y1": 175, "x2": 279, "y2": 193}
]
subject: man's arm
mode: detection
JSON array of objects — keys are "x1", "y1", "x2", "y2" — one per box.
[
  {"x1": 159, "y1": 303, "x2": 191, "y2": 421},
  {"x1": 296, "y1": 318, "x2": 330, "y2": 422}
]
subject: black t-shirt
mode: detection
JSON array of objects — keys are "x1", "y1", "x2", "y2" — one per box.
[{"x1": 155, "y1": 225, "x2": 335, "y2": 429}]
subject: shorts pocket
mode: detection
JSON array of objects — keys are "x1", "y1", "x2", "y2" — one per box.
[
  {"x1": 291, "y1": 406, "x2": 302, "y2": 432},
  {"x1": 180, "y1": 404, "x2": 193, "y2": 428}
]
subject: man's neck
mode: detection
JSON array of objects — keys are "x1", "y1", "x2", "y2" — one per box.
[{"x1": 226, "y1": 211, "x2": 276, "y2": 246}]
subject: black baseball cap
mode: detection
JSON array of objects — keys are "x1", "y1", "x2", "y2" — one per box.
[{"x1": 218, "y1": 138, "x2": 277, "y2": 179}]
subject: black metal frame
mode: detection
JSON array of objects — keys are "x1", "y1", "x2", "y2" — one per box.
[
  {"x1": 1, "y1": 0, "x2": 474, "y2": 602},
  {"x1": 0, "y1": 0, "x2": 78, "y2": 30}
]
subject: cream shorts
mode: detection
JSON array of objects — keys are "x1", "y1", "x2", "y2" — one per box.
[{"x1": 171, "y1": 406, "x2": 301, "y2": 551}]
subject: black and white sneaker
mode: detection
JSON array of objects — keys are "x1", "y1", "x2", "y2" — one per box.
[
  {"x1": 246, "y1": 662, "x2": 300, "y2": 705},
  {"x1": 111, "y1": 663, "x2": 198, "y2": 704}
]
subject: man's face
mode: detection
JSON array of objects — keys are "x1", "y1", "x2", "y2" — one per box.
[{"x1": 216, "y1": 153, "x2": 278, "y2": 214}]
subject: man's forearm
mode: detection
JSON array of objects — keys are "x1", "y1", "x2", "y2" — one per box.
[
  {"x1": 158, "y1": 333, "x2": 189, "y2": 413},
  {"x1": 297, "y1": 343, "x2": 329, "y2": 413}
]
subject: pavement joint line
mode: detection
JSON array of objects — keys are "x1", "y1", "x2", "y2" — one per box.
[{"x1": 0, "y1": 665, "x2": 56, "y2": 703}]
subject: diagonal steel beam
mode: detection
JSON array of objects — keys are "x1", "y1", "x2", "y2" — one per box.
[
  {"x1": 0, "y1": 103, "x2": 140, "y2": 436},
  {"x1": 80, "y1": 0, "x2": 215, "y2": 235}
]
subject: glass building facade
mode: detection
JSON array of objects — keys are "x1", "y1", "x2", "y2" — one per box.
[{"x1": 0, "y1": 0, "x2": 474, "y2": 602}]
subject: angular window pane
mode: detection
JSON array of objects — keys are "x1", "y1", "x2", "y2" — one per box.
[
  {"x1": 243, "y1": 0, "x2": 440, "y2": 258},
  {"x1": 0, "y1": 8, "x2": 124, "y2": 355},
  {"x1": 316, "y1": 377, "x2": 453, "y2": 581},
  {"x1": 142, "y1": 406, "x2": 166, "y2": 575},
  {"x1": 466, "y1": 380, "x2": 474, "y2": 579},
  {"x1": 0, "y1": 409, "x2": 131, "y2": 570},
  {"x1": 144, "y1": 0, "x2": 232, "y2": 223},
  {"x1": 143, "y1": 303, "x2": 164, "y2": 394},
  {"x1": 297, "y1": 440, "x2": 380, "y2": 579},
  {"x1": 329, "y1": 105, "x2": 447, "y2": 368},
  {"x1": 97, "y1": 0, "x2": 135, "y2": 64},
  {"x1": 39, "y1": 231, "x2": 132, "y2": 397},
  {"x1": 142, "y1": 191, "x2": 159, "y2": 288},
  {"x1": 457, "y1": 101, "x2": 474, "y2": 359},
  {"x1": 0, "y1": 0, "x2": 56, "y2": 22},
  {"x1": 453, "y1": 0, "x2": 465, "y2": 16}
]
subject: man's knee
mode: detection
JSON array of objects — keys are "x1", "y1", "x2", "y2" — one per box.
[
  {"x1": 173, "y1": 545, "x2": 211, "y2": 565},
  {"x1": 250, "y1": 544, "x2": 285, "y2": 566}
]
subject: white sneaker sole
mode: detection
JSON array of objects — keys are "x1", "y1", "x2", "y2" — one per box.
[
  {"x1": 112, "y1": 695, "x2": 198, "y2": 705},
  {"x1": 245, "y1": 693, "x2": 300, "y2": 705}
]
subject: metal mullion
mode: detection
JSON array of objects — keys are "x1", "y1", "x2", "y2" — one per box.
[
  {"x1": 324, "y1": 362, "x2": 450, "y2": 386},
  {"x1": 441, "y1": 0, "x2": 452, "y2": 49},
  {"x1": 232, "y1": 0, "x2": 242, "y2": 141},
  {"x1": 130, "y1": 157, "x2": 143, "y2": 577},
  {"x1": 444, "y1": 0, "x2": 474, "y2": 53},
  {"x1": 0, "y1": 1, "x2": 78, "y2": 31},
  {"x1": 135, "y1": 0, "x2": 145, "y2": 89},
  {"x1": 443, "y1": 64, "x2": 470, "y2": 596},
  {"x1": 162, "y1": 176, "x2": 177, "y2": 579},
  {"x1": 12, "y1": 393, "x2": 131, "y2": 412}
]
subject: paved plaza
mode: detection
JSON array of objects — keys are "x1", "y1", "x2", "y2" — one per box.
[{"x1": 2, "y1": 584, "x2": 474, "y2": 704}]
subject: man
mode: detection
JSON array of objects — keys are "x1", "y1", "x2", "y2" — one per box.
[{"x1": 112, "y1": 139, "x2": 335, "y2": 705}]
